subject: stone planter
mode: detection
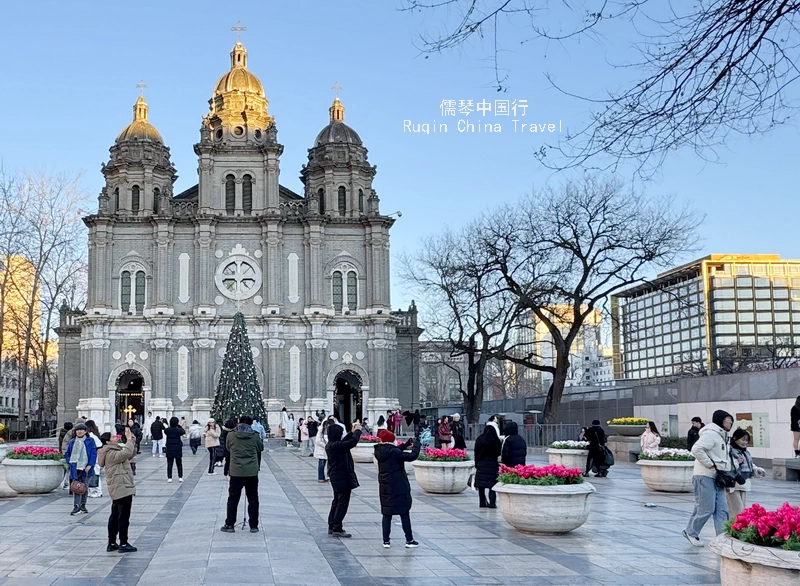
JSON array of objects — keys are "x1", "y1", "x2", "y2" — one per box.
[
  {"x1": 608, "y1": 424, "x2": 646, "y2": 437},
  {"x1": 3, "y1": 459, "x2": 66, "y2": 494},
  {"x1": 637, "y1": 459, "x2": 694, "y2": 492},
  {"x1": 710, "y1": 534, "x2": 800, "y2": 586},
  {"x1": 412, "y1": 459, "x2": 474, "y2": 494},
  {"x1": 493, "y1": 481, "x2": 596, "y2": 534},
  {"x1": 546, "y1": 448, "x2": 589, "y2": 470},
  {"x1": 352, "y1": 442, "x2": 377, "y2": 463}
]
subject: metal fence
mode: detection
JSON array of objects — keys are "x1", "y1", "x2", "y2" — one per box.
[{"x1": 463, "y1": 423, "x2": 583, "y2": 447}]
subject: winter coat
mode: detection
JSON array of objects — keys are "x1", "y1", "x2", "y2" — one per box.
[
  {"x1": 640, "y1": 429, "x2": 661, "y2": 452},
  {"x1": 325, "y1": 428, "x2": 362, "y2": 492},
  {"x1": 501, "y1": 422, "x2": 527, "y2": 467},
  {"x1": 150, "y1": 420, "x2": 164, "y2": 441},
  {"x1": 307, "y1": 420, "x2": 318, "y2": 438},
  {"x1": 691, "y1": 423, "x2": 731, "y2": 478},
  {"x1": 188, "y1": 423, "x2": 203, "y2": 440},
  {"x1": 98, "y1": 440, "x2": 137, "y2": 501},
  {"x1": 584, "y1": 425, "x2": 606, "y2": 454},
  {"x1": 226, "y1": 424, "x2": 264, "y2": 477},
  {"x1": 251, "y1": 421, "x2": 266, "y2": 440},
  {"x1": 687, "y1": 426, "x2": 702, "y2": 451},
  {"x1": 221, "y1": 426, "x2": 234, "y2": 454},
  {"x1": 204, "y1": 425, "x2": 221, "y2": 447},
  {"x1": 61, "y1": 418, "x2": 86, "y2": 454},
  {"x1": 792, "y1": 405, "x2": 800, "y2": 432},
  {"x1": 314, "y1": 426, "x2": 328, "y2": 459},
  {"x1": 729, "y1": 445, "x2": 765, "y2": 492},
  {"x1": 129, "y1": 423, "x2": 143, "y2": 443},
  {"x1": 65, "y1": 436, "x2": 97, "y2": 481},
  {"x1": 392, "y1": 412, "x2": 403, "y2": 432},
  {"x1": 164, "y1": 426, "x2": 185, "y2": 458},
  {"x1": 284, "y1": 418, "x2": 297, "y2": 440},
  {"x1": 374, "y1": 440, "x2": 421, "y2": 515},
  {"x1": 474, "y1": 425, "x2": 502, "y2": 489},
  {"x1": 438, "y1": 420, "x2": 452, "y2": 442},
  {"x1": 300, "y1": 423, "x2": 309, "y2": 441}
]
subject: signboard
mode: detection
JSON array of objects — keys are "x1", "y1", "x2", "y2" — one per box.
[{"x1": 734, "y1": 412, "x2": 770, "y2": 448}]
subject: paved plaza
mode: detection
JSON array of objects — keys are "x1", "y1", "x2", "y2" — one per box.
[{"x1": 0, "y1": 446, "x2": 796, "y2": 586}]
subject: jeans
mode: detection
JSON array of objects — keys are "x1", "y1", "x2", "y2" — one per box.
[
  {"x1": 382, "y1": 513, "x2": 413, "y2": 543},
  {"x1": 167, "y1": 456, "x2": 183, "y2": 479},
  {"x1": 686, "y1": 475, "x2": 729, "y2": 538},
  {"x1": 318, "y1": 459, "x2": 326, "y2": 481},
  {"x1": 73, "y1": 490, "x2": 88, "y2": 509},
  {"x1": 108, "y1": 495, "x2": 133, "y2": 544},
  {"x1": 152, "y1": 439, "x2": 164, "y2": 456},
  {"x1": 328, "y1": 490, "x2": 351, "y2": 531},
  {"x1": 304, "y1": 439, "x2": 313, "y2": 453},
  {"x1": 225, "y1": 476, "x2": 259, "y2": 529},
  {"x1": 190, "y1": 438, "x2": 201, "y2": 454},
  {"x1": 479, "y1": 488, "x2": 496, "y2": 507},
  {"x1": 207, "y1": 447, "x2": 216, "y2": 473}
]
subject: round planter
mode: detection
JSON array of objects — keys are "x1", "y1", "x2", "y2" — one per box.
[
  {"x1": 3, "y1": 459, "x2": 66, "y2": 494},
  {"x1": 637, "y1": 459, "x2": 694, "y2": 492},
  {"x1": 546, "y1": 448, "x2": 589, "y2": 470},
  {"x1": 412, "y1": 459, "x2": 474, "y2": 494},
  {"x1": 494, "y1": 481, "x2": 596, "y2": 534},
  {"x1": 710, "y1": 534, "x2": 800, "y2": 586},
  {"x1": 352, "y1": 442, "x2": 377, "y2": 463},
  {"x1": 607, "y1": 424, "x2": 646, "y2": 437}
]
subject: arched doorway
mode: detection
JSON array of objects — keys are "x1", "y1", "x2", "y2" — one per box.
[
  {"x1": 116, "y1": 369, "x2": 145, "y2": 426},
  {"x1": 334, "y1": 370, "x2": 362, "y2": 430}
]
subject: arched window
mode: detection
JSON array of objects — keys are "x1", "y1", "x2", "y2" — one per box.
[
  {"x1": 347, "y1": 272, "x2": 357, "y2": 309},
  {"x1": 225, "y1": 175, "x2": 235, "y2": 215},
  {"x1": 131, "y1": 185, "x2": 140, "y2": 213},
  {"x1": 338, "y1": 186, "x2": 346, "y2": 215},
  {"x1": 114, "y1": 188, "x2": 120, "y2": 212},
  {"x1": 358, "y1": 189, "x2": 364, "y2": 214},
  {"x1": 153, "y1": 187, "x2": 160, "y2": 214},
  {"x1": 120, "y1": 271, "x2": 131, "y2": 311},
  {"x1": 318, "y1": 188, "x2": 325, "y2": 214},
  {"x1": 242, "y1": 175, "x2": 253, "y2": 215},
  {"x1": 332, "y1": 271, "x2": 343, "y2": 313},
  {"x1": 135, "y1": 271, "x2": 146, "y2": 312}
]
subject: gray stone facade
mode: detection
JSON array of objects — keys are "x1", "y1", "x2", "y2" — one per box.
[{"x1": 56, "y1": 42, "x2": 420, "y2": 431}]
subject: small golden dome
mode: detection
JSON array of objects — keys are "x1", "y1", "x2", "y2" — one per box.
[
  {"x1": 116, "y1": 96, "x2": 163, "y2": 143},
  {"x1": 213, "y1": 42, "x2": 264, "y2": 96}
]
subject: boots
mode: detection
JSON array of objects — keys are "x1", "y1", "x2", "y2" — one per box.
[
  {"x1": 479, "y1": 489, "x2": 487, "y2": 508},
  {"x1": 487, "y1": 489, "x2": 497, "y2": 509}
]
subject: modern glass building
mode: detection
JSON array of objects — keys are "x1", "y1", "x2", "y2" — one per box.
[{"x1": 612, "y1": 254, "x2": 800, "y2": 381}]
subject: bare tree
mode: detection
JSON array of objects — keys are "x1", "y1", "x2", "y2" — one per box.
[
  {"x1": 403, "y1": 1, "x2": 800, "y2": 177},
  {"x1": 480, "y1": 176, "x2": 700, "y2": 422}
]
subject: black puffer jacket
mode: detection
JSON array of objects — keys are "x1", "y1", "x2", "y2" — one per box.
[
  {"x1": 474, "y1": 424, "x2": 503, "y2": 489},
  {"x1": 164, "y1": 425, "x2": 185, "y2": 458},
  {"x1": 325, "y1": 427, "x2": 362, "y2": 493},
  {"x1": 150, "y1": 420, "x2": 164, "y2": 441},
  {"x1": 374, "y1": 439, "x2": 421, "y2": 515},
  {"x1": 501, "y1": 422, "x2": 526, "y2": 467}
]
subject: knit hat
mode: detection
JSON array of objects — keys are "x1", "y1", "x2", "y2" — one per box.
[
  {"x1": 377, "y1": 429, "x2": 395, "y2": 443},
  {"x1": 73, "y1": 423, "x2": 88, "y2": 432},
  {"x1": 207, "y1": 418, "x2": 215, "y2": 424},
  {"x1": 591, "y1": 420, "x2": 601, "y2": 426}
]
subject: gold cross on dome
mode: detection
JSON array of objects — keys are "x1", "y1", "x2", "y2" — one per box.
[
  {"x1": 331, "y1": 82, "x2": 343, "y2": 98},
  {"x1": 136, "y1": 81, "x2": 147, "y2": 96},
  {"x1": 231, "y1": 21, "x2": 247, "y2": 42}
]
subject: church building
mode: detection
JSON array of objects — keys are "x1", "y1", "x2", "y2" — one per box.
[{"x1": 56, "y1": 39, "x2": 421, "y2": 431}]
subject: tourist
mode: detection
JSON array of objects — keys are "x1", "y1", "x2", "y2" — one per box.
[
  {"x1": 433, "y1": 418, "x2": 442, "y2": 448},
  {"x1": 584, "y1": 420, "x2": 610, "y2": 477},
  {"x1": 374, "y1": 429, "x2": 420, "y2": 548},
  {"x1": 98, "y1": 426, "x2": 138, "y2": 553},
  {"x1": 325, "y1": 421, "x2": 362, "y2": 537},
  {"x1": 438, "y1": 416, "x2": 452, "y2": 448},
  {"x1": 221, "y1": 418, "x2": 238, "y2": 476},
  {"x1": 413, "y1": 409, "x2": 422, "y2": 437},
  {"x1": 127, "y1": 418, "x2": 142, "y2": 454},
  {"x1": 640, "y1": 421, "x2": 662, "y2": 452},
  {"x1": 451, "y1": 413, "x2": 466, "y2": 449},
  {"x1": 791, "y1": 396, "x2": 800, "y2": 457},
  {"x1": 284, "y1": 413, "x2": 297, "y2": 448},
  {"x1": 299, "y1": 418, "x2": 309, "y2": 453},
  {"x1": 682, "y1": 409, "x2": 734, "y2": 547},
  {"x1": 164, "y1": 417, "x2": 185, "y2": 483},
  {"x1": 386, "y1": 410, "x2": 395, "y2": 433},
  {"x1": 579, "y1": 426, "x2": 588, "y2": 441},
  {"x1": 180, "y1": 417, "x2": 188, "y2": 434},
  {"x1": 64, "y1": 423, "x2": 97, "y2": 515},
  {"x1": 306, "y1": 417, "x2": 319, "y2": 457},
  {"x1": 726, "y1": 428, "x2": 766, "y2": 518},
  {"x1": 474, "y1": 420, "x2": 502, "y2": 508},
  {"x1": 314, "y1": 420, "x2": 329, "y2": 482},
  {"x1": 220, "y1": 416, "x2": 264, "y2": 533},
  {"x1": 150, "y1": 416, "x2": 165, "y2": 458},
  {"x1": 251, "y1": 418, "x2": 266, "y2": 441},
  {"x1": 419, "y1": 425, "x2": 432, "y2": 447},
  {"x1": 144, "y1": 411, "x2": 154, "y2": 443},
  {"x1": 392, "y1": 410, "x2": 403, "y2": 434},
  {"x1": 61, "y1": 416, "x2": 87, "y2": 455},
  {"x1": 188, "y1": 420, "x2": 203, "y2": 455},
  {"x1": 204, "y1": 419, "x2": 221, "y2": 475},
  {"x1": 85, "y1": 420, "x2": 104, "y2": 498},
  {"x1": 361, "y1": 418, "x2": 373, "y2": 436},
  {"x1": 376, "y1": 415, "x2": 387, "y2": 431},
  {"x1": 501, "y1": 421, "x2": 527, "y2": 467},
  {"x1": 280, "y1": 407, "x2": 289, "y2": 439},
  {"x1": 687, "y1": 417, "x2": 704, "y2": 451},
  {"x1": 58, "y1": 421, "x2": 73, "y2": 453}
]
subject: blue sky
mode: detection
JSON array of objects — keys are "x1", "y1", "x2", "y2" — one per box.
[{"x1": 1, "y1": 1, "x2": 797, "y2": 311}]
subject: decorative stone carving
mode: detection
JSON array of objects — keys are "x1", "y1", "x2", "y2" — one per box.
[
  {"x1": 355, "y1": 351, "x2": 365, "y2": 360},
  {"x1": 139, "y1": 351, "x2": 149, "y2": 361},
  {"x1": 150, "y1": 339, "x2": 171, "y2": 349},
  {"x1": 112, "y1": 351, "x2": 122, "y2": 360},
  {"x1": 215, "y1": 254, "x2": 262, "y2": 301},
  {"x1": 305, "y1": 339, "x2": 328, "y2": 349},
  {"x1": 193, "y1": 339, "x2": 215, "y2": 349},
  {"x1": 329, "y1": 351, "x2": 339, "y2": 360},
  {"x1": 251, "y1": 347, "x2": 260, "y2": 358},
  {"x1": 342, "y1": 351, "x2": 353, "y2": 364},
  {"x1": 262, "y1": 338, "x2": 284, "y2": 349},
  {"x1": 177, "y1": 346, "x2": 189, "y2": 402},
  {"x1": 289, "y1": 345, "x2": 301, "y2": 402},
  {"x1": 125, "y1": 352, "x2": 136, "y2": 365}
]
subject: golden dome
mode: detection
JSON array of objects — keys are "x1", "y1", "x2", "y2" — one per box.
[
  {"x1": 213, "y1": 42, "x2": 264, "y2": 96},
  {"x1": 116, "y1": 96, "x2": 163, "y2": 143}
]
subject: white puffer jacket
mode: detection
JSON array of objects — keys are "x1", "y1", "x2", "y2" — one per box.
[
  {"x1": 691, "y1": 423, "x2": 731, "y2": 478},
  {"x1": 313, "y1": 426, "x2": 328, "y2": 459}
]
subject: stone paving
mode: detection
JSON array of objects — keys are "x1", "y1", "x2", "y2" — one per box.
[{"x1": 0, "y1": 443, "x2": 797, "y2": 585}]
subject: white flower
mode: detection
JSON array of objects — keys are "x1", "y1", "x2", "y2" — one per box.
[
  {"x1": 550, "y1": 440, "x2": 590, "y2": 449},
  {"x1": 642, "y1": 448, "x2": 694, "y2": 459}
]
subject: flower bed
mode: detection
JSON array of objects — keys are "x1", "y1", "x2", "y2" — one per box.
[
  {"x1": 358, "y1": 435, "x2": 381, "y2": 443},
  {"x1": 5, "y1": 446, "x2": 64, "y2": 461},
  {"x1": 412, "y1": 448, "x2": 474, "y2": 494},
  {"x1": 494, "y1": 464, "x2": 594, "y2": 534},
  {"x1": 3, "y1": 447, "x2": 66, "y2": 494},
  {"x1": 607, "y1": 418, "x2": 647, "y2": 437},
  {"x1": 709, "y1": 503, "x2": 800, "y2": 585},
  {"x1": 637, "y1": 449, "x2": 694, "y2": 492},
  {"x1": 417, "y1": 447, "x2": 469, "y2": 462},
  {"x1": 607, "y1": 417, "x2": 649, "y2": 426},
  {"x1": 549, "y1": 441, "x2": 589, "y2": 450}
]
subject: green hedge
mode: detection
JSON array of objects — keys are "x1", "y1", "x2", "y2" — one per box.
[{"x1": 659, "y1": 436, "x2": 688, "y2": 450}]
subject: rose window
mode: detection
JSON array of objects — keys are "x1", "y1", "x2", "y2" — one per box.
[{"x1": 214, "y1": 256, "x2": 262, "y2": 301}]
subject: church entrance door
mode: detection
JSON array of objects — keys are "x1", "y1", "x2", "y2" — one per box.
[
  {"x1": 116, "y1": 369, "x2": 145, "y2": 426},
  {"x1": 334, "y1": 370, "x2": 362, "y2": 430}
]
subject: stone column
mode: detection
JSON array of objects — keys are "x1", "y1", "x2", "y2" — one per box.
[
  {"x1": 262, "y1": 220, "x2": 283, "y2": 313},
  {"x1": 304, "y1": 224, "x2": 325, "y2": 309},
  {"x1": 194, "y1": 220, "x2": 216, "y2": 315}
]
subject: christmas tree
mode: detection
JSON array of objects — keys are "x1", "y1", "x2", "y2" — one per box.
[{"x1": 211, "y1": 312, "x2": 268, "y2": 425}]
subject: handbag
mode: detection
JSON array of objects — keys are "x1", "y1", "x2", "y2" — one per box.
[
  {"x1": 601, "y1": 446, "x2": 615, "y2": 467},
  {"x1": 712, "y1": 462, "x2": 737, "y2": 489},
  {"x1": 70, "y1": 479, "x2": 88, "y2": 495}
]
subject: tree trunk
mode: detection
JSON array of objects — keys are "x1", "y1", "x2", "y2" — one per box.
[{"x1": 543, "y1": 353, "x2": 569, "y2": 424}]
